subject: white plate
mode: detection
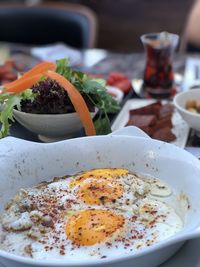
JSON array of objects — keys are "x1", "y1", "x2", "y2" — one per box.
[{"x1": 112, "y1": 99, "x2": 190, "y2": 148}]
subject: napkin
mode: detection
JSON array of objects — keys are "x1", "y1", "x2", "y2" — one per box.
[{"x1": 31, "y1": 43, "x2": 82, "y2": 66}]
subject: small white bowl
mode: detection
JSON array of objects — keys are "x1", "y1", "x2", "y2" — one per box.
[
  {"x1": 106, "y1": 85, "x2": 124, "y2": 103},
  {"x1": 13, "y1": 109, "x2": 96, "y2": 142},
  {"x1": 173, "y1": 88, "x2": 200, "y2": 133}
]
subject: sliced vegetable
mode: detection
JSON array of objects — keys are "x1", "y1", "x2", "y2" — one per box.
[
  {"x1": 3, "y1": 74, "x2": 42, "y2": 94},
  {"x1": 2, "y1": 62, "x2": 56, "y2": 92},
  {"x1": 46, "y1": 70, "x2": 96, "y2": 136},
  {"x1": 22, "y1": 61, "x2": 56, "y2": 77},
  {"x1": 107, "y1": 72, "x2": 131, "y2": 94}
]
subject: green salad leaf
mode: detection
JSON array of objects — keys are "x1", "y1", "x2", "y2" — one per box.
[
  {"x1": 0, "y1": 94, "x2": 21, "y2": 138},
  {"x1": 56, "y1": 59, "x2": 120, "y2": 134},
  {"x1": 0, "y1": 89, "x2": 37, "y2": 138},
  {"x1": 0, "y1": 58, "x2": 120, "y2": 138}
]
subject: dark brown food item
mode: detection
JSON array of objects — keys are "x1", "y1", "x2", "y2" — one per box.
[
  {"x1": 126, "y1": 101, "x2": 176, "y2": 142},
  {"x1": 139, "y1": 126, "x2": 154, "y2": 136},
  {"x1": 151, "y1": 116, "x2": 172, "y2": 133},
  {"x1": 159, "y1": 103, "x2": 174, "y2": 119},
  {"x1": 152, "y1": 127, "x2": 176, "y2": 142},
  {"x1": 129, "y1": 102, "x2": 162, "y2": 117},
  {"x1": 126, "y1": 115, "x2": 156, "y2": 128}
]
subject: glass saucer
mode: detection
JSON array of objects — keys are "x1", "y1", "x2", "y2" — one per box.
[{"x1": 131, "y1": 73, "x2": 183, "y2": 99}]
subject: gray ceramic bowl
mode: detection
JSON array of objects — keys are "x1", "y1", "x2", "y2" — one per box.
[{"x1": 13, "y1": 109, "x2": 96, "y2": 142}]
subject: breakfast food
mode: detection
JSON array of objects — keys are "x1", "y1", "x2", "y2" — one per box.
[
  {"x1": 185, "y1": 99, "x2": 200, "y2": 114},
  {"x1": 0, "y1": 168, "x2": 183, "y2": 260},
  {"x1": 0, "y1": 59, "x2": 119, "y2": 138},
  {"x1": 126, "y1": 101, "x2": 176, "y2": 142}
]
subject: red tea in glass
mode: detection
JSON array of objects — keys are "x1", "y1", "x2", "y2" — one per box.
[{"x1": 141, "y1": 32, "x2": 179, "y2": 98}]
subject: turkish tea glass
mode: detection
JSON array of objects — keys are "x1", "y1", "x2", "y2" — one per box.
[{"x1": 141, "y1": 32, "x2": 179, "y2": 98}]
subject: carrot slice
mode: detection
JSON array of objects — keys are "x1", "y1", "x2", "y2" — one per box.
[
  {"x1": 3, "y1": 62, "x2": 56, "y2": 91},
  {"x1": 46, "y1": 70, "x2": 96, "y2": 136},
  {"x1": 23, "y1": 62, "x2": 56, "y2": 78},
  {"x1": 4, "y1": 74, "x2": 42, "y2": 93}
]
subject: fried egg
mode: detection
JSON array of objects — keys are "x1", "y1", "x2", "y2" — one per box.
[
  {"x1": 0, "y1": 168, "x2": 184, "y2": 261},
  {"x1": 66, "y1": 209, "x2": 125, "y2": 246}
]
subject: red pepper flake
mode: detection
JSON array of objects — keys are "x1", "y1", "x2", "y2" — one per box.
[
  {"x1": 60, "y1": 250, "x2": 65, "y2": 255},
  {"x1": 105, "y1": 242, "x2": 112, "y2": 247},
  {"x1": 101, "y1": 255, "x2": 107, "y2": 259}
]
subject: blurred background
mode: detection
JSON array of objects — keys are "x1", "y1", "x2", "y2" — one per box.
[{"x1": 0, "y1": 0, "x2": 194, "y2": 52}]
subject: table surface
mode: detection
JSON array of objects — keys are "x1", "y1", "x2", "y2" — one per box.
[
  {"x1": 4, "y1": 45, "x2": 200, "y2": 147},
  {"x1": 1, "y1": 44, "x2": 200, "y2": 267}
]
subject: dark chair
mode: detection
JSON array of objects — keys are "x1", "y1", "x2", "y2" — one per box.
[{"x1": 0, "y1": 3, "x2": 97, "y2": 48}]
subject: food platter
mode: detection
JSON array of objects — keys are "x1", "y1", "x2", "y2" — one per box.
[{"x1": 111, "y1": 99, "x2": 190, "y2": 148}]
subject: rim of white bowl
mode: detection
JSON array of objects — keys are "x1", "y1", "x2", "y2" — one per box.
[
  {"x1": 0, "y1": 227, "x2": 198, "y2": 266},
  {"x1": 13, "y1": 109, "x2": 96, "y2": 117}
]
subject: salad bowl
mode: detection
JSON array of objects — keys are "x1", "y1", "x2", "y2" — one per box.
[
  {"x1": 13, "y1": 109, "x2": 96, "y2": 142},
  {"x1": 0, "y1": 59, "x2": 119, "y2": 140},
  {"x1": 0, "y1": 126, "x2": 200, "y2": 267}
]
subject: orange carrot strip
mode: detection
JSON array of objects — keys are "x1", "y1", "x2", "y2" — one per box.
[
  {"x1": 46, "y1": 70, "x2": 96, "y2": 136},
  {"x1": 4, "y1": 74, "x2": 42, "y2": 94},
  {"x1": 23, "y1": 62, "x2": 56, "y2": 78},
  {"x1": 3, "y1": 62, "x2": 56, "y2": 91}
]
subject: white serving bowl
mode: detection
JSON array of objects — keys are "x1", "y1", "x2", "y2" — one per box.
[
  {"x1": 0, "y1": 126, "x2": 200, "y2": 267},
  {"x1": 173, "y1": 88, "x2": 200, "y2": 133},
  {"x1": 13, "y1": 109, "x2": 96, "y2": 142},
  {"x1": 106, "y1": 85, "x2": 124, "y2": 103}
]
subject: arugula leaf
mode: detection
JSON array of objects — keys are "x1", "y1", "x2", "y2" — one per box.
[
  {"x1": 94, "y1": 113, "x2": 112, "y2": 135},
  {"x1": 82, "y1": 80, "x2": 119, "y2": 113},
  {"x1": 0, "y1": 94, "x2": 21, "y2": 138},
  {"x1": 90, "y1": 78, "x2": 106, "y2": 87},
  {"x1": 56, "y1": 59, "x2": 120, "y2": 135},
  {"x1": 0, "y1": 89, "x2": 37, "y2": 138}
]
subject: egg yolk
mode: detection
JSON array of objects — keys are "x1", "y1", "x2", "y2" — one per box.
[
  {"x1": 78, "y1": 179, "x2": 123, "y2": 205},
  {"x1": 70, "y1": 168, "x2": 129, "y2": 188},
  {"x1": 65, "y1": 209, "x2": 125, "y2": 246}
]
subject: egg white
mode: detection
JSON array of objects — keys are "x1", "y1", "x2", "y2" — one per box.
[{"x1": 0, "y1": 170, "x2": 184, "y2": 260}]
